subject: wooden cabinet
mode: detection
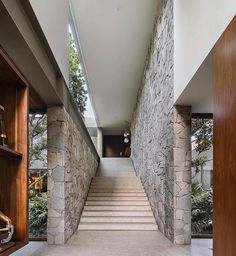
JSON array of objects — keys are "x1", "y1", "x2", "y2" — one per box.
[{"x1": 0, "y1": 48, "x2": 28, "y2": 255}]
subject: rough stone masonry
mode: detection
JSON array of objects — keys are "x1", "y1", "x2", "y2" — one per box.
[
  {"x1": 47, "y1": 106, "x2": 98, "y2": 245},
  {"x1": 131, "y1": 0, "x2": 191, "y2": 245}
]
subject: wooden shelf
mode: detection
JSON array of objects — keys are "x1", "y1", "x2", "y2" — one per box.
[
  {"x1": 0, "y1": 146, "x2": 22, "y2": 158},
  {"x1": 0, "y1": 47, "x2": 29, "y2": 255},
  {"x1": 0, "y1": 242, "x2": 15, "y2": 254},
  {"x1": 0, "y1": 241, "x2": 28, "y2": 256}
]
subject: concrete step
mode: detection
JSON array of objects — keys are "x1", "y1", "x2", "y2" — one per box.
[
  {"x1": 84, "y1": 205, "x2": 152, "y2": 211},
  {"x1": 82, "y1": 211, "x2": 154, "y2": 217},
  {"x1": 92, "y1": 180, "x2": 141, "y2": 185},
  {"x1": 80, "y1": 217, "x2": 156, "y2": 223},
  {"x1": 89, "y1": 188, "x2": 145, "y2": 193},
  {"x1": 93, "y1": 177, "x2": 140, "y2": 180},
  {"x1": 85, "y1": 201, "x2": 149, "y2": 206},
  {"x1": 78, "y1": 165, "x2": 158, "y2": 232},
  {"x1": 88, "y1": 192, "x2": 146, "y2": 197},
  {"x1": 90, "y1": 186, "x2": 144, "y2": 190},
  {"x1": 87, "y1": 196, "x2": 147, "y2": 201},
  {"x1": 78, "y1": 223, "x2": 158, "y2": 231},
  {"x1": 91, "y1": 184, "x2": 142, "y2": 188},
  {"x1": 92, "y1": 179, "x2": 141, "y2": 183}
]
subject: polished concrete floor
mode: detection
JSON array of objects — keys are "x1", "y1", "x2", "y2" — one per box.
[
  {"x1": 13, "y1": 159, "x2": 212, "y2": 255},
  {"x1": 12, "y1": 232, "x2": 212, "y2": 256}
]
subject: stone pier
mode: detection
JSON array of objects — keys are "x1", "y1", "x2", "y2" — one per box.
[{"x1": 47, "y1": 106, "x2": 98, "y2": 244}]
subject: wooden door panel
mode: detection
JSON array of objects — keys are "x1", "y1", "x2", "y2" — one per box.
[{"x1": 213, "y1": 15, "x2": 236, "y2": 256}]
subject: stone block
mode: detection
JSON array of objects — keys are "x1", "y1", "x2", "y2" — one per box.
[
  {"x1": 52, "y1": 166, "x2": 65, "y2": 182},
  {"x1": 48, "y1": 209, "x2": 62, "y2": 218},
  {"x1": 54, "y1": 233, "x2": 65, "y2": 245},
  {"x1": 47, "y1": 234, "x2": 54, "y2": 245},
  {"x1": 176, "y1": 194, "x2": 191, "y2": 211},
  {"x1": 50, "y1": 197, "x2": 65, "y2": 210},
  {"x1": 52, "y1": 183, "x2": 65, "y2": 198},
  {"x1": 48, "y1": 152, "x2": 58, "y2": 169}
]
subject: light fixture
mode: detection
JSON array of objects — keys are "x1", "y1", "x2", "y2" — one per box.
[
  {"x1": 124, "y1": 137, "x2": 129, "y2": 143},
  {"x1": 123, "y1": 121, "x2": 131, "y2": 144}
]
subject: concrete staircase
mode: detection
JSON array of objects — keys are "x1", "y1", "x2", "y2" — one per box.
[{"x1": 78, "y1": 160, "x2": 158, "y2": 231}]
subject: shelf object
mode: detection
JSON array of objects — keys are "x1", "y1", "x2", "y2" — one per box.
[
  {"x1": 0, "y1": 48, "x2": 29, "y2": 255},
  {"x1": 0, "y1": 146, "x2": 22, "y2": 158}
]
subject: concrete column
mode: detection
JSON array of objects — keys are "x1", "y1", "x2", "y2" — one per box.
[
  {"x1": 173, "y1": 105, "x2": 192, "y2": 245},
  {"x1": 97, "y1": 127, "x2": 103, "y2": 157}
]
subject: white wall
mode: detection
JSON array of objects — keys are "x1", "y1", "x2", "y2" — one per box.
[
  {"x1": 30, "y1": 0, "x2": 69, "y2": 85},
  {"x1": 174, "y1": 0, "x2": 236, "y2": 103},
  {"x1": 175, "y1": 52, "x2": 213, "y2": 113}
]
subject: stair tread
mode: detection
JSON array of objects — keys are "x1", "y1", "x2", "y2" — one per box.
[
  {"x1": 79, "y1": 170, "x2": 157, "y2": 231},
  {"x1": 90, "y1": 187, "x2": 143, "y2": 190},
  {"x1": 84, "y1": 206, "x2": 152, "y2": 211},
  {"x1": 80, "y1": 217, "x2": 156, "y2": 223},
  {"x1": 86, "y1": 201, "x2": 149, "y2": 206},
  {"x1": 90, "y1": 187, "x2": 145, "y2": 192},
  {"x1": 88, "y1": 193, "x2": 146, "y2": 197},
  {"x1": 78, "y1": 223, "x2": 158, "y2": 231},
  {"x1": 93, "y1": 177, "x2": 140, "y2": 180},
  {"x1": 89, "y1": 191, "x2": 145, "y2": 194},
  {"x1": 92, "y1": 180, "x2": 141, "y2": 184},
  {"x1": 90, "y1": 185, "x2": 143, "y2": 187},
  {"x1": 87, "y1": 197, "x2": 147, "y2": 201},
  {"x1": 82, "y1": 211, "x2": 154, "y2": 217}
]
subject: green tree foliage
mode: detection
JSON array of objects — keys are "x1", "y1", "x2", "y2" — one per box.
[
  {"x1": 192, "y1": 118, "x2": 213, "y2": 154},
  {"x1": 191, "y1": 118, "x2": 213, "y2": 235},
  {"x1": 29, "y1": 114, "x2": 47, "y2": 167},
  {"x1": 192, "y1": 182, "x2": 213, "y2": 234},
  {"x1": 191, "y1": 118, "x2": 213, "y2": 179},
  {"x1": 69, "y1": 34, "x2": 87, "y2": 116},
  {"x1": 28, "y1": 114, "x2": 47, "y2": 237},
  {"x1": 29, "y1": 195, "x2": 47, "y2": 237}
]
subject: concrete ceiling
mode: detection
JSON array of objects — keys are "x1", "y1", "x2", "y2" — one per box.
[
  {"x1": 70, "y1": 0, "x2": 159, "y2": 134},
  {"x1": 175, "y1": 51, "x2": 213, "y2": 114}
]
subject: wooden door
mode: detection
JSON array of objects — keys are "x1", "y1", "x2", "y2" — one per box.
[{"x1": 213, "y1": 15, "x2": 236, "y2": 256}]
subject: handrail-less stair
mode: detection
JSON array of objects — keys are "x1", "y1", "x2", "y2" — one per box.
[{"x1": 78, "y1": 159, "x2": 158, "y2": 231}]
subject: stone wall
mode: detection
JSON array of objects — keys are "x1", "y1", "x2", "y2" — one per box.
[
  {"x1": 47, "y1": 106, "x2": 98, "y2": 244},
  {"x1": 131, "y1": 0, "x2": 191, "y2": 244},
  {"x1": 173, "y1": 106, "x2": 191, "y2": 244}
]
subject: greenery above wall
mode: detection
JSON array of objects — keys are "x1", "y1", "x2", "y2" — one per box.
[{"x1": 69, "y1": 34, "x2": 87, "y2": 116}]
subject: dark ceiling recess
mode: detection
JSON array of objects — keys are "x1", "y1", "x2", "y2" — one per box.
[{"x1": 192, "y1": 113, "x2": 213, "y2": 119}]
